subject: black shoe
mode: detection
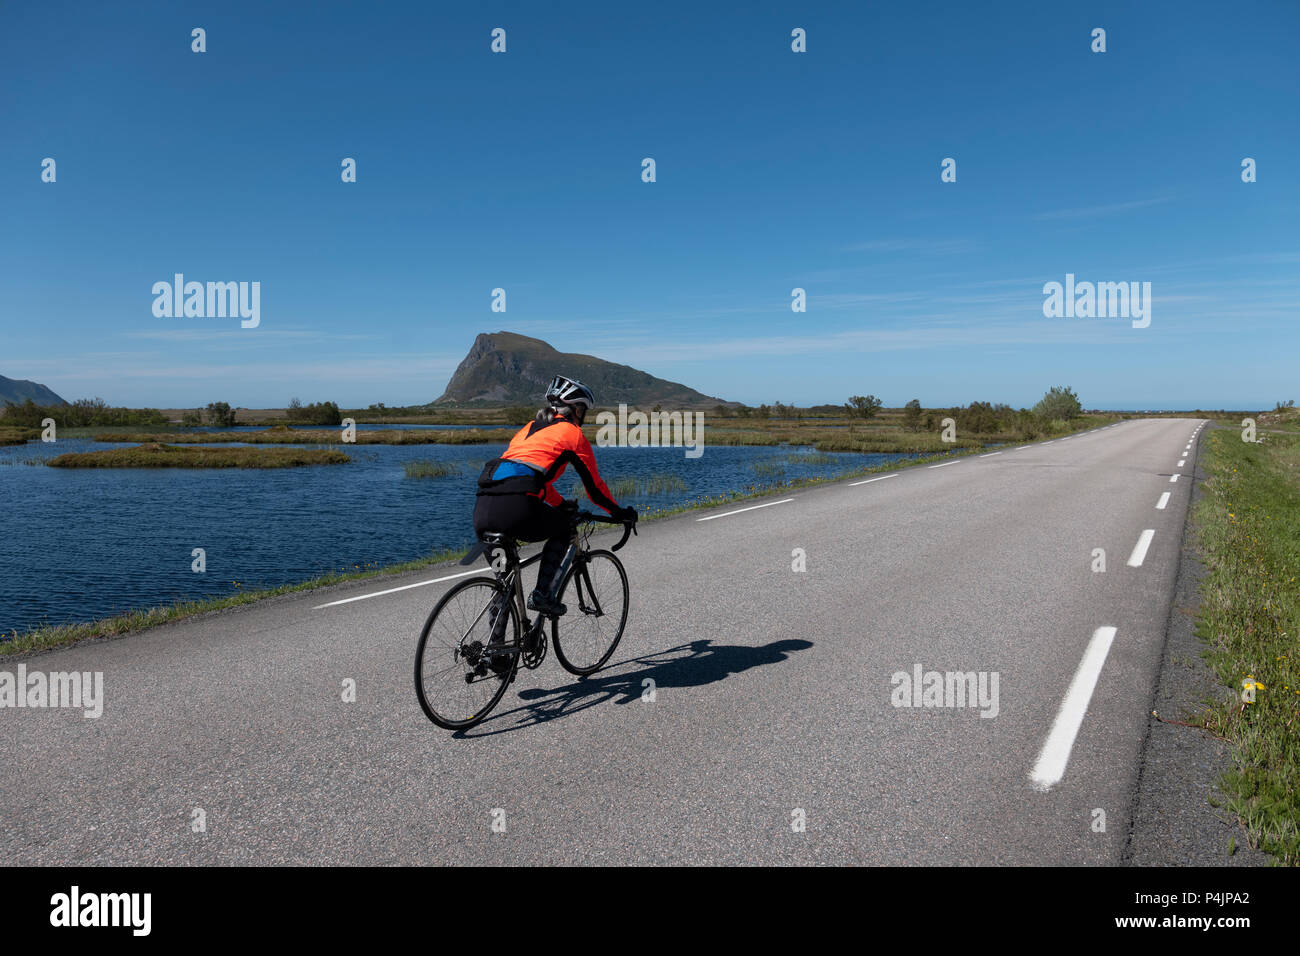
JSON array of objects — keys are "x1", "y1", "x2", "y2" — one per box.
[{"x1": 527, "y1": 589, "x2": 567, "y2": 617}]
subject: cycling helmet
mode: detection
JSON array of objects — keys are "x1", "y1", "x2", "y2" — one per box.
[{"x1": 545, "y1": 375, "x2": 595, "y2": 410}]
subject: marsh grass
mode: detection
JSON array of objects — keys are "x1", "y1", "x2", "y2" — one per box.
[
  {"x1": 783, "y1": 451, "x2": 836, "y2": 465},
  {"x1": 0, "y1": 426, "x2": 38, "y2": 445},
  {"x1": 47, "y1": 443, "x2": 351, "y2": 468},
  {"x1": 92, "y1": 413, "x2": 1116, "y2": 451},
  {"x1": 607, "y1": 473, "x2": 689, "y2": 498},
  {"x1": 94, "y1": 427, "x2": 517, "y2": 446},
  {"x1": 403, "y1": 460, "x2": 462, "y2": 479}
]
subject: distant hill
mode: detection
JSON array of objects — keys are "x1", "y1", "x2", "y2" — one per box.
[
  {"x1": 0, "y1": 375, "x2": 67, "y2": 407},
  {"x1": 435, "y1": 332, "x2": 730, "y2": 408}
]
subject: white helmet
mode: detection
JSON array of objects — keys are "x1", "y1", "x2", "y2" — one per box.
[{"x1": 545, "y1": 375, "x2": 595, "y2": 410}]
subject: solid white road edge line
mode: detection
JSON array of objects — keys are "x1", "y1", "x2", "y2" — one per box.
[
  {"x1": 696, "y1": 498, "x2": 795, "y2": 522},
  {"x1": 850, "y1": 474, "x2": 898, "y2": 486},
  {"x1": 314, "y1": 568, "x2": 483, "y2": 609}
]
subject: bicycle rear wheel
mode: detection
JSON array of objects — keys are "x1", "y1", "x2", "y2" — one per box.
[
  {"x1": 553, "y1": 549, "x2": 629, "y2": 675},
  {"x1": 415, "y1": 577, "x2": 520, "y2": 730}
]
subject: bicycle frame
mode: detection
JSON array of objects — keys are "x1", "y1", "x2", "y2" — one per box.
[
  {"x1": 475, "y1": 510, "x2": 632, "y2": 657},
  {"x1": 481, "y1": 536, "x2": 580, "y2": 646}
]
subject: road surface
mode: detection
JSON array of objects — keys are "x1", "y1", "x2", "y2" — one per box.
[{"x1": 1, "y1": 418, "x2": 1206, "y2": 864}]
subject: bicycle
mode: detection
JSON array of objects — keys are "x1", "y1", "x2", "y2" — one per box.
[{"x1": 414, "y1": 509, "x2": 635, "y2": 730}]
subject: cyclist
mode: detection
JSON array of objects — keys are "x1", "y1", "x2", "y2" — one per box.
[{"x1": 474, "y1": 375, "x2": 637, "y2": 619}]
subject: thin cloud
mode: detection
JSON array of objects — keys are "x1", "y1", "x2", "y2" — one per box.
[
  {"x1": 122, "y1": 329, "x2": 378, "y2": 344},
  {"x1": 1034, "y1": 197, "x2": 1174, "y2": 220},
  {"x1": 843, "y1": 238, "x2": 975, "y2": 254}
]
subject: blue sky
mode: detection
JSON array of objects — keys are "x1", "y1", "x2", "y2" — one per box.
[{"x1": 2, "y1": 0, "x2": 1296, "y2": 410}]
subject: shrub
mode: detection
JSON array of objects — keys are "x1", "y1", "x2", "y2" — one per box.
[
  {"x1": 903, "y1": 399, "x2": 922, "y2": 431},
  {"x1": 845, "y1": 395, "x2": 883, "y2": 419},
  {"x1": 1033, "y1": 386, "x2": 1082, "y2": 421},
  {"x1": 286, "y1": 400, "x2": 342, "y2": 426}
]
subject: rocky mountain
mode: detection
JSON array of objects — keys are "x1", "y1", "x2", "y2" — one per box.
[
  {"x1": 0, "y1": 375, "x2": 67, "y2": 407},
  {"x1": 435, "y1": 332, "x2": 729, "y2": 407}
]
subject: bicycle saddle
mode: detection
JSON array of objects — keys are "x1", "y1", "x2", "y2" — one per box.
[{"x1": 459, "y1": 533, "x2": 514, "y2": 566}]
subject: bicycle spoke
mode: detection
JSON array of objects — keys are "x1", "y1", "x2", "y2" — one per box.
[
  {"x1": 416, "y1": 578, "x2": 518, "y2": 728},
  {"x1": 554, "y1": 551, "x2": 628, "y2": 674}
]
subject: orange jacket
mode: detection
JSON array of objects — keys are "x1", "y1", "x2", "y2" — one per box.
[{"x1": 501, "y1": 418, "x2": 620, "y2": 513}]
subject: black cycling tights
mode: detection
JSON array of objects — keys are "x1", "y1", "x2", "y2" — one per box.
[{"x1": 473, "y1": 493, "x2": 570, "y2": 598}]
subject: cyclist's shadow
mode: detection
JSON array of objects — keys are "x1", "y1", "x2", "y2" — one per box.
[{"x1": 458, "y1": 637, "x2": 813, "y2": 737}]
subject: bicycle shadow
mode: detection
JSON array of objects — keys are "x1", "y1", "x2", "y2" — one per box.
[{"x1": 455, "y1": 637, "x2": 813, "y2": 738}]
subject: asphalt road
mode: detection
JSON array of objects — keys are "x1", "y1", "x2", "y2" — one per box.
[{"x1": 2, "y1": 418, "x2": 1207, "y2": 864}]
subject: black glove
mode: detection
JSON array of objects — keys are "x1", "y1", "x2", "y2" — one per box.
[{"x1": 615, "y1": 506, "x2": 638, "y2": 524}]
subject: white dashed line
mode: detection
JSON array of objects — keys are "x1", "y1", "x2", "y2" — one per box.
[
  {"x1": 1156, "y1": 492, "x2": 1170, "y2": 510},
  {"x1": 928, "y1": 460, "x2": 961, "y2": 469},
  {"x1": 1170, "y1": 474, "x2": 1180, "y2": 483},
  {"x1": 979, "y1": 452, "x2": 1003, "y2": 458},
  {"x1": 696, "y1": 498, "x2": 795, "y2": 522},
  {"x1": 1178, "y1": 459, "x2": 1185, "y2": 467},
  {"x1": 1030, "y1": 626, "x2": 1119, "y2": 791},
  {"x1": 1127, "y1": 529, "x2": 1156, "y2": 567},
  {"x1": 849, "y1": 474, "x2": 898, "y2": 487}
]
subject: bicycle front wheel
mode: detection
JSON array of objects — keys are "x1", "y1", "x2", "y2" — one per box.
[
  {"x1": 553, "y1": 549, "x2": 629, "y2": 675},
  {"x1": 415, "y1": 577, "x2": 520, "y2": 730}
]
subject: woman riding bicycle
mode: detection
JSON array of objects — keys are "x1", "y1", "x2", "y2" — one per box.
[{"x1": 473, "y1": 375, "x2": 636, "y2": 616}]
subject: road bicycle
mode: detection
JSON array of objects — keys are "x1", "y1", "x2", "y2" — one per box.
[{"x1": 414, "y1": 509, "x2": 635, "y2": 730}]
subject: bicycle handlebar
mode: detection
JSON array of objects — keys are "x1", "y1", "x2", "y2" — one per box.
[{"x1": 575, "y1": 510, "x2": 637, "y2": 552}]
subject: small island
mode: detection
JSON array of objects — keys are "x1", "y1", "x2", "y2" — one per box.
[
  {"x1": 46, "y1": 443, "x2": 351, "y2": 469},
  {"x1": 0, "y1": 426, "x2": 38, "y2": 445}
]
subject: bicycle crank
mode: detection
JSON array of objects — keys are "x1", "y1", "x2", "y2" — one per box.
[{"x1": 521, "y1": 620, "x2": 548, "y2": 670}]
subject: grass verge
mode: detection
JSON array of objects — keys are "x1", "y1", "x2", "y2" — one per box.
[{"x1": 1190, "y1": 423, "x2": 1300, "y2": 864}]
